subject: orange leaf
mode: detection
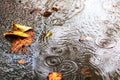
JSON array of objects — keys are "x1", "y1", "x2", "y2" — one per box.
[
  {"x1": 10, "y1": 30, "x2": 34, "y2": 53},
  {"x1": 17, "y1": 59, "x2": 25, "y2": 64},
  {"x1": 3, "y1": 23, "x2": 34, "y2": 54},
  {"x1": 48, "y1": 72, "x2": 62, "y2": 80},
  {"x1": 80, "y1": 68, "x2": 92, "y2": 77}
]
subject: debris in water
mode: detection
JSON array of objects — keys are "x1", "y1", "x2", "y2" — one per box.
[
  {"x1": 43, "y1": 11, "x2": 52, "y2": 17},
  {"x1": 3, "y1": 31, "x2": 29, "y2": 37},
  {"x1": 80, "y1": 68, "x2": 92, "y2": 78},
  {"x1": 17, "y1": 59, "x2": 26, "y2": 64},
  {"x1": 12, "y1": 23, "x2": 32, "y2": 32},
  {"x1": 48, "y1": 72, "x2": 62, "y2": 80},
  {"x1": 30, "y1": 9, "x2": 41, "y2": 14},
  {"x1": 3, "y1": 23, "x2": 34, "y2": 54},
  {"x1": 10, "y1": 30, "x2": 34, "y2": 53},
  {"x1": 45, "y1": 32, "x2": 52, "y2": 37},
  {"x1": 79, "y1": 36, "x2": 86, "y2": 41},
  {"x1": 79, "y1": 36, "x2": 93, "y2": 42},
  {"x1": 52, "y1": 6, "x2": 59, "y2": 11}
]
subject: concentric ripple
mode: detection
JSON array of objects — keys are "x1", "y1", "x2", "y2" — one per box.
[
  {"x1": 58, "y1": 60, "x2": 78, "y2": 76},
  {"x1": 95, "y1": 37, "x2": 117, "y2": 49},
  {"x1": 45, "y1": 56, "x2": 63, "y2": 66}
]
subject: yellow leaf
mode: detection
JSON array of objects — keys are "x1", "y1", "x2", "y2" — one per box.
[
  {"x1": 45, "y1": 32, "x2": 52, "y2": 37},
  {"x1": 3, "y1": 31, "x2": 29, "y2": 37},
  {"x1": 12, "y1": 23, "x2": 32, "y2": 32}
]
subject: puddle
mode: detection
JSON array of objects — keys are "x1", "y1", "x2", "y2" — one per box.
[{"x1": 0, "y1": 0, "x2": 120, "y2": 80}]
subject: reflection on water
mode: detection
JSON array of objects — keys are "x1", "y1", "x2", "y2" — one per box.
[{"x1": 0, "y1": 0, "x2": 120, "y2": 80}]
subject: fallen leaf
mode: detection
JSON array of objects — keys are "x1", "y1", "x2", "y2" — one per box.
[
  {"x1": 30, "y1": 9, "x2": 41, "y2": 14},
  {"x1": 3, "y1": 23, "x2": 34, "y2": 54},
  {"x1": 45, "y1": 32, "x2": 52, "y2": 37},
  {"x1": 12, "y1": 23, "x2": 32, "y2": 32},
  {"x1": 80, "y1": 68, "x2": 92, "y2": 77},
  {"x1": 10, "y1": 30, "x2": 34, "y2": 53},
  {"x1": 17, "y1": 59, "x2": 25, "y2": 64},
  {"x1": 52, "y1": 6, "x2": 59, "y2": 11},
  {"x1": 48, "y1": 72, "x2": 62, "y2": 80},
  {"x1": 43, "y1": 11, "x2": 52, "y2": 17},
  {"x1": 3, "y1": 31, "x2": 29, "y2": 37}
]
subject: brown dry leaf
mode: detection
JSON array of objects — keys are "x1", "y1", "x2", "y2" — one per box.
[
  {"x1": 10, "y1": 30, "x2": 34, "y2": 54},
  {"x1": 43, "y1": 11, "x2": 52, "y2": 17},
  {"x1": 17, "y1": 59, "x2": 25, "y2": 64},
  {"x1": 48, "y1": 72, "x2": 62, "y2": 80},
  {"x1": 3, "y1": 31, "x2": 29, "y2": 37},
  {"x1": 3, "y1": 23, "x2": 34, "y2": 54},
  {"x1": 80, "y1": 68, "x2": 92, "y2": 77},
  {"x1": 52, "y1": 6, "x2": 59, "y2": 11},
  {"x1": 30, "y1": 9, "x2": 41, "y2": 14},
  {"x1": 12, "y1": 23, "x2": 32, "y2": 32}
]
